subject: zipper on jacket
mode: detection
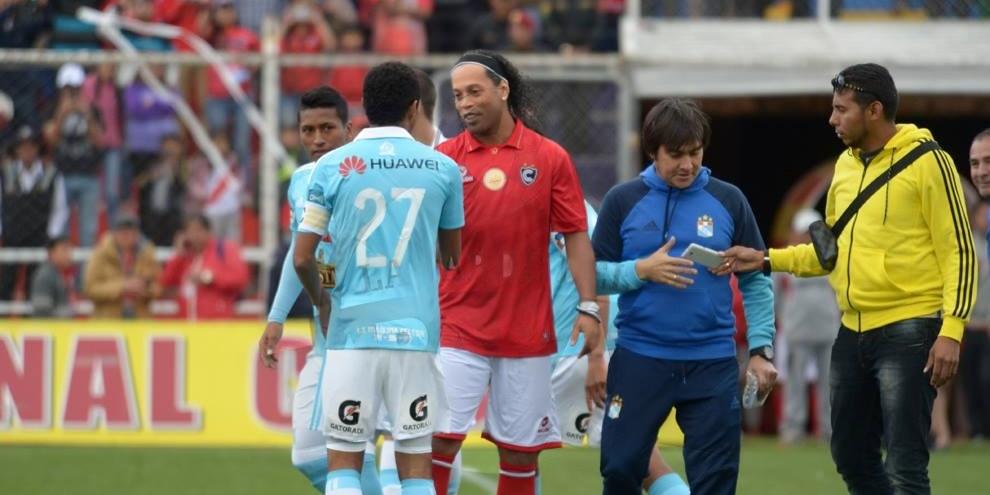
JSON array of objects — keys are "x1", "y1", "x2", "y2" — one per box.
[
  {"x1": 661, "y1": 190, "x2": 680, "y2": 242},
  {"x1": 844, "y1": 160, "x2": 870, "y2": 326}
]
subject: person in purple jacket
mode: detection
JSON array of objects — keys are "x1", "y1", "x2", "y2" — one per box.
[{"x1": 123, "y1": 64, "x2": 179, "y2": 186}]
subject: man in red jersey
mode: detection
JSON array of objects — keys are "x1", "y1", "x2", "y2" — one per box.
[{"x1": 431, "y1": 50, "x2": 602, "y2": 495}]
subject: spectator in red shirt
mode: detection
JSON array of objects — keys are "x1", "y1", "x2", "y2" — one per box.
[
  {"x1": 431, "y1": 50, "x2": 600, "y2": 495},
  {"x1": 365, "y1": 0, "x2": 433, "y2": 55},
  {"x1": 505, "y1": 8, "x2": 544, "y2": 53},
  {"x1": 327, "y1": 24, "x2": 369, "y2": 130},
  {"x1": 156, "y1": 0, "x2": 210, "y2": 51},
  {"x1": 159, "y1": 214, "x2": 249, "y2": 320},
  {"x1": 279, "y1": 2, "x2": 335, "y2": 128},
  {"x1": 201, "y1": 0, "x2": 258, "y2": 171}
]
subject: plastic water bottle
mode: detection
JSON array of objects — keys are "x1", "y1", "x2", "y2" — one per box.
[{"x1": 742, "y1": 370, "x2": 767, "y2": 409}]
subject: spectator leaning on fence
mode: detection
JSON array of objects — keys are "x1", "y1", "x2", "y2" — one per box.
[
  {"x1": 0, "y1": 125, "x2": 68, "y2": 301},
  {"x1": 84, "y1": 213, "x2": 161, "y2": 319},
  {"x1": 30, "y1": 236, "x2": 74, "y2": 318},
  {"x1": 159, "y1": 214, "x2": 249, "y2": 320}
]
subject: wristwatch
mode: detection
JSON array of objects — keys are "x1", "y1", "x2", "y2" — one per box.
[
  {"x1": 750, "y1": 345, "x2": 774, "y2": 361},
  {"x1": 761, "y1": 255, "x2": 772, "y2": 276}
]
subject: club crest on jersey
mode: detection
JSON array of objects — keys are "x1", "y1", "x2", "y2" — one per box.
[
  {"x1": 459, "y1": 165, "x2": 475, "y2": 183},
  {"x1": 520, "y1": 165, "x2": 538, "y2": 185},
  {"x1": 697, "y1": 215, "x2": 714, "y2": 238},
  {"x1": 607, "y1": 395, "x2": 623, "y2": 419},
  {"x1": 379, "y1": 141, "x2": 395, "y2": 156},
  {"x1": 339, "y1": 156, "x2": 366, "y2": 177}
]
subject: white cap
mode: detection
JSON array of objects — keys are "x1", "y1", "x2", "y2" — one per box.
[
  {"x1": 791, "y1": 208, "x2": 822, "y2": 233},
  {"x1": 56, "y1": 63, "x2": 86, "y2": 88}
]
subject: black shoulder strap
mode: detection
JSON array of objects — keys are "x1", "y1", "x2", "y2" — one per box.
[{"x1": 831, "y1": 140, "x2": 940, "y2": 237}]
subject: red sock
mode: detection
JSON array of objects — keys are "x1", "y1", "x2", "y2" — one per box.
[
  {"x1": 497, "y1": 461, "x2": 537, "y2": 495},
  {"x1": 432, "y1": 452, "x2": 456, "y2": 495}
]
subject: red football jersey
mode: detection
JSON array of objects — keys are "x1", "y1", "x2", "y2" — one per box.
[{"x1": 438, "y1": 121, "x2": 588, "y2": 357}]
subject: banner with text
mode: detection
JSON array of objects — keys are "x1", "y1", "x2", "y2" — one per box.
[{"x1": 1, "y1": 320, "x2": 314, "y2": 447}]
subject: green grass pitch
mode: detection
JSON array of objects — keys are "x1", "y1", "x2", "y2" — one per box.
[{"x1": 1, "y1": 438, "x2": 985, "y2": 494}]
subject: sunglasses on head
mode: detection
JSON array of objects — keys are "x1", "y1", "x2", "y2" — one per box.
[{"x1": 831, "y1": 74, "x2": 881, "y2": 101}]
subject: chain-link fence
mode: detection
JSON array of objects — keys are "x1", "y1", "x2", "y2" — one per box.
[
  {"x1": 637, "y1": 0, "x2": 990, "y2": 18},
  {"x1": 434, "y1": 73, "x2": 622, "y2": 206},
  {"x1": 0, "y1": 48, "x2": 631, "y2": 316}
]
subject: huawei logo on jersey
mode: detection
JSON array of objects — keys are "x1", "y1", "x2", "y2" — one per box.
[{"x1": 339, "y1": 156, "x2": 366, "y2": 177}]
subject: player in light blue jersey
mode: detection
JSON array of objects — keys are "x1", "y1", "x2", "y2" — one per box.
[
  {"x1": 295, "y1": 62, "x2": 464, "y2": 495},
  {"x1": 257, "y1": 87, "x2": 383, "y2": 494},
  {"x1": 375, "y1": 67, "x2": 463, "y2": 495},
  {"x1": 549, "y1": 201, "x2": 690, "y2": 495}
]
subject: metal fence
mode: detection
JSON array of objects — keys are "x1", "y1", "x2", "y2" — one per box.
[
  {"x1": 636, "y1": 0, "x2": 990, "y2": 18},
  {"x1": 0, "y1": 48, "x2": 632, "y2": 316}
]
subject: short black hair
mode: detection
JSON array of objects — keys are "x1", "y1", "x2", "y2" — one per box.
[
  {"x1": 975, "y1": 128, "x2": 990, "y2": 142},
  {"x1": 641, "y1": 98, "x2": 711, "y2": 157},
  {"x1": 46, "y1": 236, "x2": 70, "y2": 250},
  {"x1": 362, "y1": 62, "x2": 420, "y2": 127},
  {"x1": 299, "y1": 86, "x2": 349, "y2": 123},
  {"x1": 832, "y1": 63, "x2": 898, "y2": 121},
  {"x1": 184, "y1": 213, "x2": 211, "y2": 231},
  {"x1": 414, "y1": 68, "x2": 437, "y2": 122}
]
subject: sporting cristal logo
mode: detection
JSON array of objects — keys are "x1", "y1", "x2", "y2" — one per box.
[
  {"x1": 339, "y1": 156, "x2": 366, "y2": 177},
  {"x1": 697, "y1": 214, "x2": 714, "y2": 238}
]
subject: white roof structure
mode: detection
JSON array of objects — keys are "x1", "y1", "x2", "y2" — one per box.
[{"x1": 621, "y1": 19, "x2": 990, "y2": 97}]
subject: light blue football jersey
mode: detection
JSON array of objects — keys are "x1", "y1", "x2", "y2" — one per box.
[
  {"x1": 286, "y1": 162, "x2": 333, "y2": 350},
  {"x1": 300, "y1": 127, "x2": 464, "y2": 352},
  {"x1": 551, "y1": 202, "x2": 618, "y2": 359}
]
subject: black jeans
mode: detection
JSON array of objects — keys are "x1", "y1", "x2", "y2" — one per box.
[{"x1": 830, "y1": 318, "x2": 939, "y2": 495}]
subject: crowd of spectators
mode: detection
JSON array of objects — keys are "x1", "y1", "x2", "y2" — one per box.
[{"x1": 0, "y1": 0, "x2": 984, "y2": 313}]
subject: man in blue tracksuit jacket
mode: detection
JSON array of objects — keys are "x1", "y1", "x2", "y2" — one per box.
[{"x1": 593, "y1": 98, "x2": 777, "y2": 495}]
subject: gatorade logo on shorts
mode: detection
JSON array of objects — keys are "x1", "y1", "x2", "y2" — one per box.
[
  {"x1": 410, "y1": 395, "x2": 428, "y2": 422},
  {"x1": 575, "y1": 413, "x2": 590, "y2": 434},
  {"x1": 338, "y1": 400, "x2": 361, "y2": 425}
]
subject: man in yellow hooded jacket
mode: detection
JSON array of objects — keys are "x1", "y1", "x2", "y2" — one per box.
[{"x1": 721, "y1": 63, "x2": 976, "y2": 495}]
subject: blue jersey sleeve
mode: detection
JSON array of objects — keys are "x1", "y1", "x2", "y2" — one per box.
[
  {"x1": 737, "y1": 271, "x2": 776, "y2": 350},
  {"x1": 267, "y1": 236, "x2": 305, "y2": 323},
  {"x1": 439, "y1": 159, "x2": 465, "y2": 230},
  {"x1": 596, "y1": 260, "x2": 644, "y2": 295}
]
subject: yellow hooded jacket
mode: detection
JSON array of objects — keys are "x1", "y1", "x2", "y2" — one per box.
[{"x1": 770, "y1": 124, "x2": 976, "y2": 342}]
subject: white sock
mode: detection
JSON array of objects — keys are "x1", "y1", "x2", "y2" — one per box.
[
  {"x1": 448, "y1": 451, "x2": 462, "y2": 495},
  {"x1": 379, "y1": 439, "x2": 401, "y2": 495}
]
